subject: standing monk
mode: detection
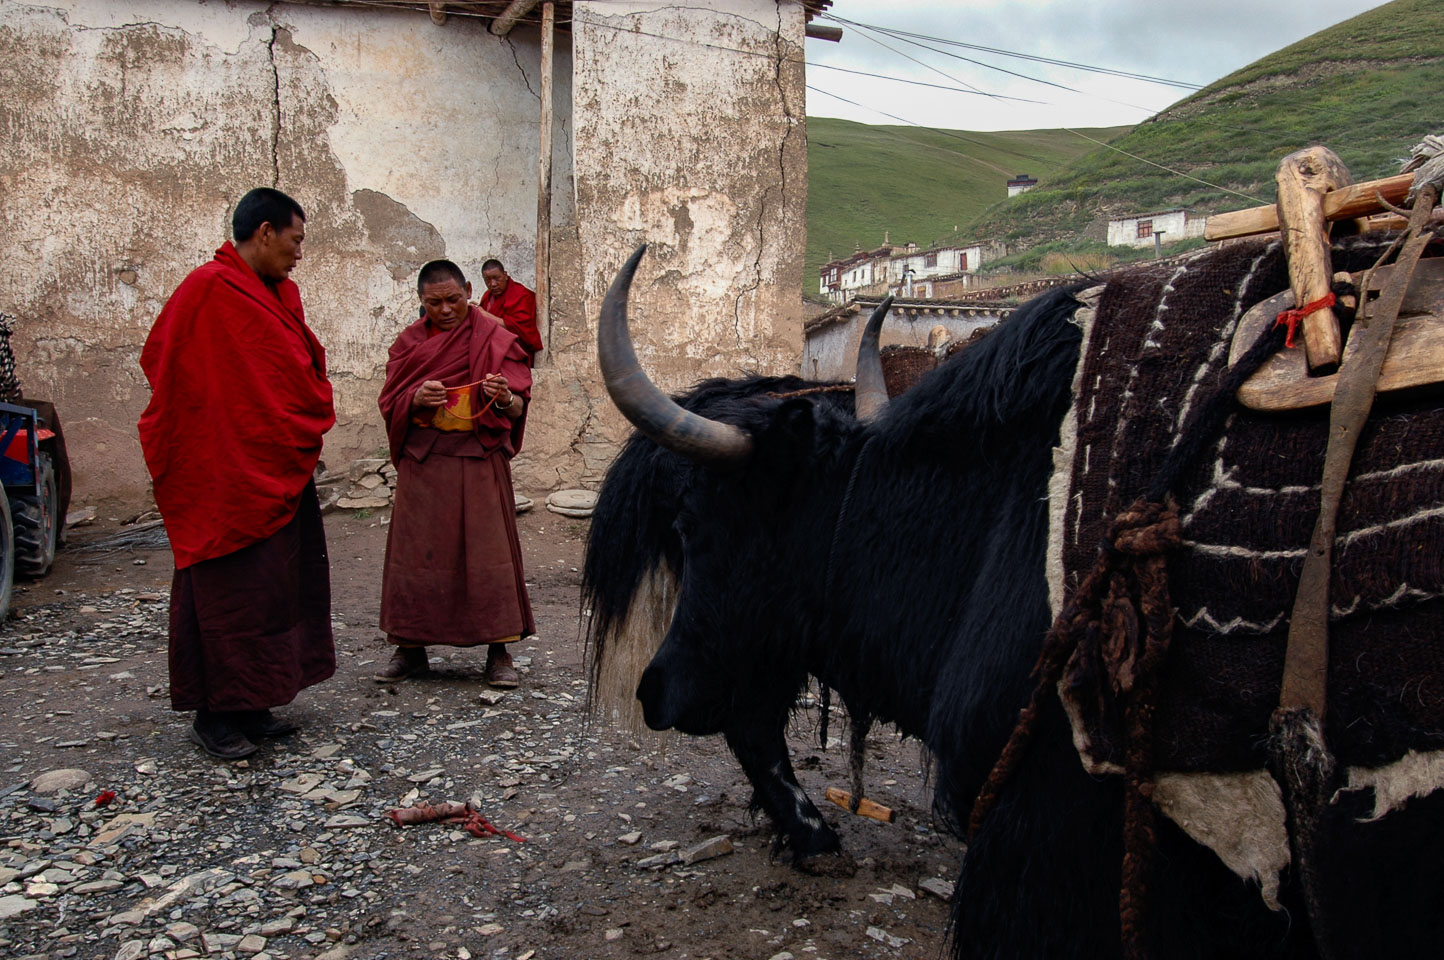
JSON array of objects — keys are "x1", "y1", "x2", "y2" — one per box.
[
  {"x1": 375, "y1": 260, "x2": 534, "y2": 686},
  {"x1": 479, "y1": 258, "x2": 542, "y2": 365},
  {"x1": 139, "y1": 187, "x2": 336, "y2": 761}
]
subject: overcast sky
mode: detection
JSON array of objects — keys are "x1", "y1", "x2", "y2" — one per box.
[{"x1": 805, "y1": 0, "x2": 1384, "y2": 131}]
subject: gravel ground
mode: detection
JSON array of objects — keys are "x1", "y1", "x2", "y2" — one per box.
[{"x1": 0, "y1": 507, "x2": 957, "y2": 960}]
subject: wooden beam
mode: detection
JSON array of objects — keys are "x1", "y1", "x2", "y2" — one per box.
[
  {"x1": 535, "y1": 1, "x2": 554, "y2": 362},
  {"x1": 806, "y1": 24, "x2": 843, "y2": 41},
  {"x1": 1205, "y1": 173, "x2": 1416, "y2": 242},
  {"x1": 490, "y1": 0, "x2": 539, "y2": 36},
  {"x1": 427, "y1": 2, "x2": 446, "y2": 24}
]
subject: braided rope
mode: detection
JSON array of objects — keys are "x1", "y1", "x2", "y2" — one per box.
[{"x1": 0, "y1": 314, "x2": 21, "y2": 403}]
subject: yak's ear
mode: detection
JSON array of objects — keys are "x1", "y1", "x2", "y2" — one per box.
[{"x1": 774, "y1": 398, "x2": 816, "y2": 445}]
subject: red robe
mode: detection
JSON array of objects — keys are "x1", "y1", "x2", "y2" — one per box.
[
  {"x1": 378, "y1": 307, "x2": 535, "y2": 646},
  {"x1": 138, "y1": 242, "x2": 335, "y2": 569},
  {"x1": 480, "y1": 278, "x2": 542, "y2": 362}
]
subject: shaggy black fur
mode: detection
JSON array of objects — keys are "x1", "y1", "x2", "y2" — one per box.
[
  {"x1": 584, "y1": 374, "x2": 862, "y2": 861},
  {"x1": 584, "y1": 282, "x2": 1439, "y2": 958}
]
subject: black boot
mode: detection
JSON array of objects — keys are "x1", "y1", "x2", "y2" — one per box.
[
  {"x1": 237, "y1": 709, "x2": 299, "y2": 739},
  {"x1": 189, "y1": 709, "x2": 259, "y2": 761}
]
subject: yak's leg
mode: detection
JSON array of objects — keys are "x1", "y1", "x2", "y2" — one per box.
[
  {"x1": 847, "y1": 712, "x2": 873, "y2": 813},
  {"x1": 724, "y1": 721, "x2": 852, "y2": 874}
]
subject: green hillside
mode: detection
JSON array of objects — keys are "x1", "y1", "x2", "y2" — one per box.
[
  {"x1": 804, "y1": 120, "x2": 1128, "y2": 295},
  {"x1": 806, "y1": 0, "x2": 1444, "y2": 290},
  {"x1": 963, "y1": 0, "x2": 1444, "y2": 255}
]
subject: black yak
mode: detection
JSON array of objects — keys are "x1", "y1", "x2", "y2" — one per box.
[{"x1": 584, "y1": 240, "x2": 1444, "y2": 958}]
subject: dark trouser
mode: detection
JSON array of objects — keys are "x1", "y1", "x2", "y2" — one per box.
[{"x1": 168, "y1": 482, "x2": 335, "y2": 712}]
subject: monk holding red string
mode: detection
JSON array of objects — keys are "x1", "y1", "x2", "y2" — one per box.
[
  {"x1": 374, "y1": 259, "x2": 534, "y2": 686},
  {"x1": 139, "y1": 187, "x2": 336, "y2": 761}
]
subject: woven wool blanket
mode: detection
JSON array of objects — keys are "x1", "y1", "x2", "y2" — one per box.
[{"x1": 1049, "y1": 236, "x2": 1444, "y2": 776}]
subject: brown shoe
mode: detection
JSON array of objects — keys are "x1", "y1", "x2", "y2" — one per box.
[
  {"x1": 374, "y1": 646, "x2": 428, "y2": 682},
  {"x1": 484, "y1": 646, "x2": 519, "y2": 688}
]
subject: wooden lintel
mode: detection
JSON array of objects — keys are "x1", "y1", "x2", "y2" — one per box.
[{"x1": 490, "y1": 0, "x2": 540, "y2": 36}]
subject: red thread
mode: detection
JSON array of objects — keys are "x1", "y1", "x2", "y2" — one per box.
[{"x1": 1274, "y1": 292, "x2": 1336, "y2": 349}]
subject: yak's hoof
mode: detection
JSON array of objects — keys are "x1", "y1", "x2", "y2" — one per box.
[{"x1": 796, "y1": 851, "x2": 857, "y2": 878}]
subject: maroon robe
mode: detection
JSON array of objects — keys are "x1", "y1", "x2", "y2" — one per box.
[
  {"x1": 378, "y1": 307, "x2": 535, "y2": 646},
  {"x1": 142, "y1": 243, "x2": 336, "y2": 711}
]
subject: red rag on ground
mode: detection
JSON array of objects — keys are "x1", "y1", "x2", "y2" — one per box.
[
  {"x1": 138, "y1": 242, "x2": 335, "y2": 569},
  {"x1": 385, "y1": 801, "x2": 526, "y2": 843}
]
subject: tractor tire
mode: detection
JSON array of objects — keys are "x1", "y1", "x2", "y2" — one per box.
[
  {"x1": 0, "y1": 492, "x2": 13, "y2": 620},
  {"x1": 12, "y1": 451, "x2": 58, "y2": 577}
]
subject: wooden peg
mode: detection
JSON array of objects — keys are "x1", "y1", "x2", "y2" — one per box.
[
  {"x1": 1275, "y1": 147, "x2": 1352, "y2": 369},
  {"x1": 825, "y1": 787, "x2": 896, "y2": 823}
]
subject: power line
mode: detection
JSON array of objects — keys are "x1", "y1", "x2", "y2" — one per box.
[
  {"x1": 842, "y1": 19, "x2": 1171, "y2": 120},
  {"x1": 821, "y1": 13, "x2": 1203, "y2": 91},
  {"x1": 808, "y1": 63, "x2": 1045, "y2": 103},
  {"x1": 1061, "y1": 128, "x2": 1268, "y2": 204},
  {"x1": 806, "y1": 85, "x2": 1067, "y2": 168}
]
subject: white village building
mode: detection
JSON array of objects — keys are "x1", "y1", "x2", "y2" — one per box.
[
  {"x1": 1107, "y1": 208, "x2": 1208, "y2": 249},
  {"x1": 819, "y1": 237, "x2": 1006, "y2": 304}
]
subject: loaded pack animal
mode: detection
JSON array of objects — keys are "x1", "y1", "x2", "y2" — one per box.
[{"x1": 584, "y1": 200, "x2": 1444, "y2": 955}]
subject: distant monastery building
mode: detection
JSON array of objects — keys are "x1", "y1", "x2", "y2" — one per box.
[
  {"x1": 1007, "y1": 173, "x2": 1038, "y2": 197},
  {"x1": 819, "y1": 234, "x2": 1007, "y2": 305}
]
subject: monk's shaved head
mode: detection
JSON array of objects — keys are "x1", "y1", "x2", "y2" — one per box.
[{"x1": 417, "y1": 260, "x2": 468, "y2": 296}]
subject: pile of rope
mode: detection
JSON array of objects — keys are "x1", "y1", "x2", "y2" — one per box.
[
  {"x1": 0, "y1": 314, "x2": 22, "y2": 404},
  {"x1": 70, "y1": 520, "x2": 171, "y2": 563}
]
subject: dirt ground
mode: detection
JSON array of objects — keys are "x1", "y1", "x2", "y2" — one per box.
[{"x1": 0, "y1": 504, "x2": 958, "y2": 960}]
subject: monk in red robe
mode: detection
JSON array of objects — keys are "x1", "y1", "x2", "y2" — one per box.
[
  {"x1": 138, "y1": 187, "x2": 336, "y2": 761},
  {"x1": 479, "y1": 258, "x2": 542, "y2": 365},
  {"x1": 375, "y1": 259, "x2": 534, "y2": 686}
]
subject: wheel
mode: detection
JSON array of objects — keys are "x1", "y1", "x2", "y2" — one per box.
[
  {"x1": 0, "y1": 492, "x2": 12, "y2": 620},
  {"x1": 12, "y1": 451, "x2": 57, "y2": 576}
]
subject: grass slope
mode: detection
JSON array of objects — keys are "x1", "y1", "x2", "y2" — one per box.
[
  {"x1": 963, "y1": 0, "x2": 1444, "y2": 256},
  {"x1": 804, "y1": 119, "x2": 1128, "y2": 294}
]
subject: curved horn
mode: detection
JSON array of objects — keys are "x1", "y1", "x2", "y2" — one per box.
[
  {"x1": 599, "y1": 244, "x2": 754, "y2": 464},
  {"x1": 853, "y1": 295, "x2": 894, "y2": 422}
]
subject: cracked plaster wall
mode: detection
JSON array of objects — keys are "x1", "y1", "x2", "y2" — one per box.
[
  {"x1": 559, "y1": 0, "x2": 808, "y2": 482},
  {"x1": 0, "y1": 0, "x2": 574, "y2": 502},
  {"x1": 1, "y1": 0, "x2": 807, "y2": 504}
]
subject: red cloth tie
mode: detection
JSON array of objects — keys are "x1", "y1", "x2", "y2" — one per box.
[{"x1": 1274, "y1": 291, "x2": 1336, "y2": 349}]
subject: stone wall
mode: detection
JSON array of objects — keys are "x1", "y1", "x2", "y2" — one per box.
[{"x1": 0, "y1": 0, "x2": 806, "y2": 505}]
